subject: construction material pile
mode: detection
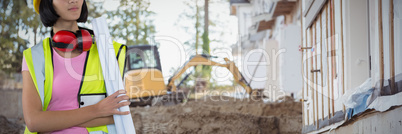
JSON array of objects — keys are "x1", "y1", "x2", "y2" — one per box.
[{"x1": 131, "y1": 96, "x2": 302, "y2": 134}]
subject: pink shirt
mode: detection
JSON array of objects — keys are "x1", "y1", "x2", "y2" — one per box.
[{"x1": 22, "y1": 48, "x2": 89, "y2": 134}]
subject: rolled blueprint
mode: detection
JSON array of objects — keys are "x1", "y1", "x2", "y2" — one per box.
[{"x1": 92, "y1": 17, "x2": 136, "y2": 134}]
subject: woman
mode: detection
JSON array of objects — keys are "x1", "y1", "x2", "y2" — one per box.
[{"x1": 22, "y1": 0, "x2": 130, "y2": 133}]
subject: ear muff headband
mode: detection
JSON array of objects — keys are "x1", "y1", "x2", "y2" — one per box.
[{"x1": 76, "y1": 30, "x2": 83, "y2": 51}]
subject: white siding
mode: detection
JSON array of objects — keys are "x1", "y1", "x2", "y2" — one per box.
[
  {"x1": 396, "y1": 0, "x2": 402, "y2": 76},
  {"x1": 280, "y1": 25, "x2": 302, "y2": 94}
]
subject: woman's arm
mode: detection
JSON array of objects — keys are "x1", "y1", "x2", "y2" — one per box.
[
  {"x1": 77, "y1": 116, "x2": 114, "y2": 127},
  {"x1": 22, "y1": 71, "x2": 130, "y2": 132}
]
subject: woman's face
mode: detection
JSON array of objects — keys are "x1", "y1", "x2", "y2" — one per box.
[{"x1": 53, "y1": 0, "x2": 84, "y2": 21}]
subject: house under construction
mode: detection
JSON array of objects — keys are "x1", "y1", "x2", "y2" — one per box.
[{"x1": 230, "y1": 0, "x2": 402, "y2": 133}]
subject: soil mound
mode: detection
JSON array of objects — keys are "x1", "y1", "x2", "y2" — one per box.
[{"x1": 131, "y1": 96, "x2": 302, "y2": 134}]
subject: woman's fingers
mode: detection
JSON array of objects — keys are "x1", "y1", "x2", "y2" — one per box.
[
  {"x1": 113, "y1": 95, "x2": 129, "y2": 103},
  {"x1": 114, "y1": 101, "x2": 131, "y2": 109},
  {"x1": 110, "y1": 90, "x2": 126, "y2": 98}
]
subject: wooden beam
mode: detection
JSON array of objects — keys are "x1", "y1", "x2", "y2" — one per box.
[
  {"x1": 326, "y1": 4, "x2": 331, "y2": 119},
  {"x1": 300, "y1": 0, "x2": 305, "y2": 126},
  {"x1": 320, "y1": 12, "x2": 324, "y2": 120},
  {"x1": 340, "y1": 0, "x2": 346, "y2": 112},
  {"x1": 389, "y1": 0, "x2": 396, "y2": 94},
  {"x1": 305, "y1": 8, "x2": 310, "y2": 124},
  {"x1": 257, "y1": 20, "x2": 276, "y2": 32},
  {"x1": 306, "y1": 17, "x2": 310, "y2": 126},
  {"x1": 307, "y1": 110, "x2": 310, "y2": 125},
  {"x1": 314, "y1": 21, "x2": 319, "y2": 128},
  {"x1": 230, "y1": 5, "x2": 237, "y2": 16},
  {"x1": 330, "y1": 0, "x2": 335, "y2": 117},
  {"x1": 379, "y1": 0, "x2": 384, "y2": 93},
  {"x1": 306, "y1": 30, "x2": 309, "y2": 99},
  {"x1": 310, "y1": 27, "x2": 316, "y2": 126},
  {"x1": 273, "y1": 1, "x2": 297, "y2": 17}
]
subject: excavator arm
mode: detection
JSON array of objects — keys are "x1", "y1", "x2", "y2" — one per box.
[{"x1": 167, "y1": 54, "x2": 254, "y2": 95}]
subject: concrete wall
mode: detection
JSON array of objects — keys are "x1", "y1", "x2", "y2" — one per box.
[
  {"x1": 0, "y1": 89, "x2": 23, "y2": 124},
  {"x1": 327, "y1": 106, "x2": 402, "y2": 134},
  {"x1": 0, "y1": 73, "x2": 24, "y2": 124}
]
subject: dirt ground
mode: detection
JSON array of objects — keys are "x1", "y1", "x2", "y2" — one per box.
[
  {"x1": 0, "y1": 115, "x2": 24, "y2": 134},
  {"x1": 0, "y1": 95, "x2": 301, "y2": 134},
  {"x1": 131, "y1": 96, "x2": 302, "y2": 134}
]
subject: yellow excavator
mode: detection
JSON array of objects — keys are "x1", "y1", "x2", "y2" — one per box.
[{"x1": 123, "y1": 45, "x2": 263, "y2": 106}]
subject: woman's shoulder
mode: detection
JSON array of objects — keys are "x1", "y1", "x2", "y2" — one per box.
[{"x1": 24, "y1": 37, "x2": 51, "y2": 52}]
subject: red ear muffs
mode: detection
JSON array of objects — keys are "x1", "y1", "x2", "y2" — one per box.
[
  {"x1": 52, "y1": 29, "x2": 93, "y2": 52},
  {"x1": 52, "y1": 30, "x2": 77, "y2": 52},
  {"x1": 76, "y1": 29, "x2": 93, "y2": 51}
]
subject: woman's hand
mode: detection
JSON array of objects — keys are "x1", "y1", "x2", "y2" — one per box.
[{"x1": 93, "y1": 90, "x2": 131, "y2": 117}]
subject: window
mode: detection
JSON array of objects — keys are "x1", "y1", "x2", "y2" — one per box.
[{"x1": 128, "y1": 49, "x2": 158, "y2": 70}]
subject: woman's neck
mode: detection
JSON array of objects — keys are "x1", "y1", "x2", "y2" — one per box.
[{"x1": 52, "y1": 20, "x2": 79, "y2": 33}]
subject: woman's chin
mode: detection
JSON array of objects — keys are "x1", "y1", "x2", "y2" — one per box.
[{"x1": 59, "y1": 17, "x2": 81, "y2": 22}]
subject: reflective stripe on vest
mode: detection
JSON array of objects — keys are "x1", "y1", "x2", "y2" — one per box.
[{"x1": 23, "y1": 38, "x2": 126, "y2": 134}]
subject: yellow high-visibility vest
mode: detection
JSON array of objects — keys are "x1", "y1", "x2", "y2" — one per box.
[{"x1": 23, "y1": 37, "x2": 126, "y2": 134}]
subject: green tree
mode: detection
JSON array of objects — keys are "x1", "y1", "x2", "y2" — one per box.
[
  {"x1": 177, "y1": 0, "x2": 234, "y2": 90},
  {"x1": 86, "y1": 0, "x2": 105, "y2": 23},
  {"x1": 174, "y1": 0, "x2": 214, "y2": 92},
  {"x1": 201, "y1": 0, "x2": 211, "y2": 80},
  {"x1": 178, "y1": 0, "x2": 203, "y2": 54},
  {"x1": 106, "y1": 0, "x2": 156, "y2": 46},
  {"x1": 0, "y1": 0, "x2": 38, "y2": 75}
]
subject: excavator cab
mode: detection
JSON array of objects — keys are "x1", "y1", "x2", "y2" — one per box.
[
  {"x1": 125, "y1": 45, "x2": 162, "y2": 71},
  {"x1": 124, "y1": 45, "x2": 167, "y2": 105}
]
